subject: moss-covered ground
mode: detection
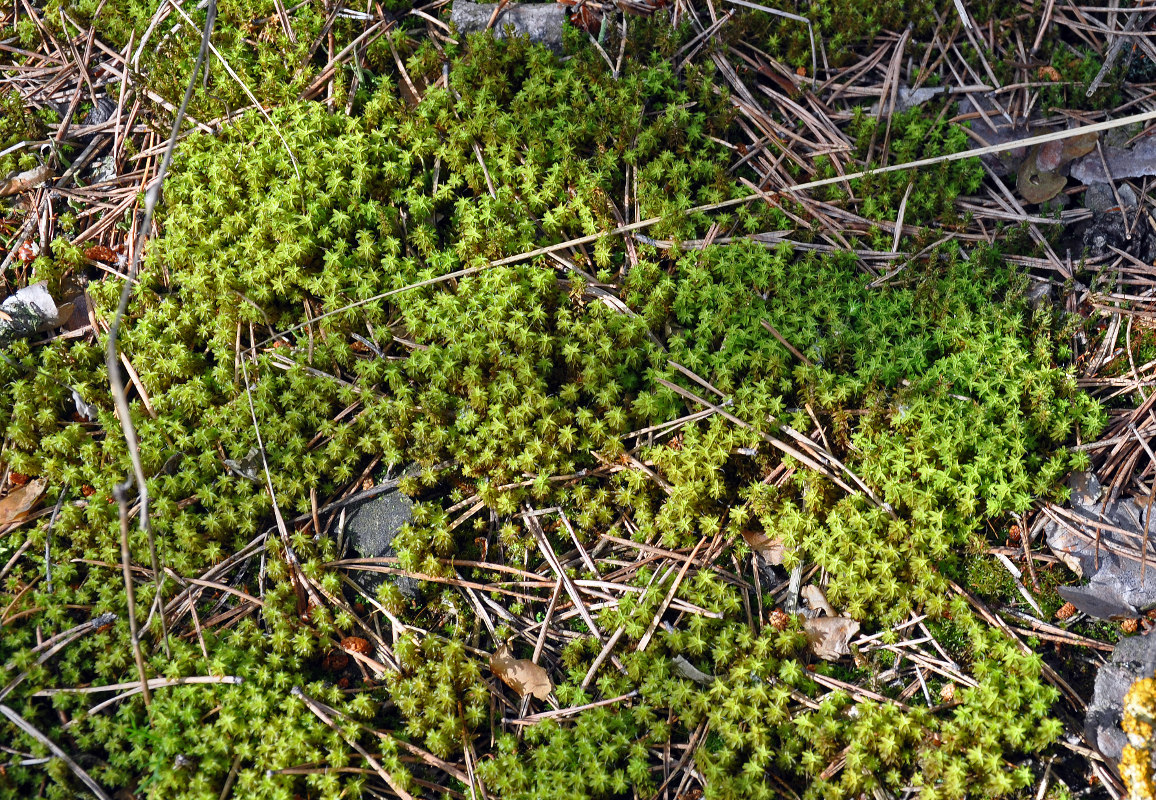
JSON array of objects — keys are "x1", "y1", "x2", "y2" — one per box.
[{"x1": 0, "y1": 2, "x2": 1142, "y2": 799}]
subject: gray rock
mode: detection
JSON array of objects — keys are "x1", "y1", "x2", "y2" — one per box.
[
  {"x1": 1071, "y1": 469, "x2": 1103, "y2": 509},
  {"x1": 1072, "y1": 136, "x2": 1156, "y2": 184},
  {"x1": 1046, "y1": 472, "x2": 1156, "y2": 619},
  {"x1": 0, "y1": 282, "x2": 64, "y2": 344},
  {"x1": 81, "y1": 96, "x2": 117, "y2": 128},
  {"x1": 868, "y1": 86, "x2": 950, "y2": 116},
  {"x1": 343, "y1": 489, "x2": 420, "y2": 599},
  {"x1": 1082, "y1": 208, "x2": 1156, "y2": 272},
  {"x1": 1084, "y1": 182, "x2": 1138, "y2": 213},
  {"x1": 1087, "y1": 632, "x2": 1156, "y2": 760},
  {"x1": 958, "y1": 97, "x2": 1035, "y2": 176},
  {"x1": 1025, "y1": 280, "x2": 1056, "y2": 309},
  {"x1": 88, "y1": 155, "x2": 118, "y2": 185},
  {"x1": 450, "y1": 0, "x2": 565, "y2": 51}
]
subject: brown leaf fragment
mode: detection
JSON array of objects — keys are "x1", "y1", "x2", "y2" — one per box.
[
  {"x1": 490, "y1": 641, "x2": 552, "y2": 701},
  {"x1": 800, "y1": 585, "x2": 835, "y2": 617},
  {"x1": 16, "y1": 240, "x2": 37, "y2": 264},
  {"x1": 803, "y1": 616, "x2": 860, "y2": 661},
  {"x1": 0, "y1": 478, "x2": 46, "y2": 525},
  {"x1": 741, "y1": 529, "x2": 785, "y2": 565}
]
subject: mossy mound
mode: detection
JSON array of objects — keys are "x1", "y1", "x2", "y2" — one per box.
[{"x1": 0, "y1": 27, "x2": 1104, "y2": 800}]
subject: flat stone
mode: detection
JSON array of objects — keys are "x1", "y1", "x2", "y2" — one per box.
[
  {"x1": 1046, "y1": 472, "x2": 1156, "y2": 619},
  {"x1": 1025, "y1": 280, "x2": 1056, "y2": 309},
  {"x1": 1082, "y1": 207, "x2": 1156, "y2": 264},
  {"x1": 957, "y1": 97, "x2": 1035, "y2": 176},
  {"x1": 1087, "y1": 632, "x2": 1156, "y2": 760},
  {"x1": 1072, "y1": 136, "x2": 1156, "y2": 184},
  {"x1": 0, "y1": 282, "x2": 63, "y2": 344},
  {"x1": 1085, "y1": 182, "x2": 1138, "y2": 213},
  {"x1": 450, "y1": 0, "x2": 565, "y2": 51},
  {"x1": 343, "y1": 489, "x2": 420, "y2": 599}
]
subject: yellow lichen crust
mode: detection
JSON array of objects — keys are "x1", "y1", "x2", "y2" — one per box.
[{"x1": 1122, "y1": 677, "x2": 1156, "y2": 800}]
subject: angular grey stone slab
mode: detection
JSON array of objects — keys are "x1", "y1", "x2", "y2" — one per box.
[
  {"x1": 1087, "y1": 632, "x2": 1156, "y2": 760},
  {"x1": 343, "y1": 489, "x2": 421, "y2": 600},
  {"x1": 450, "y1": 0, "x2": 565, "y2": 51},
  {"x1": 1046, "y1": 472, "x2": 1156, "y2": 619}
]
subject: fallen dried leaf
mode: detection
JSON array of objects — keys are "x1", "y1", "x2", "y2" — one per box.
[
  {"x1": 741, "y1": 529, "x2": 785, "y2": 565},
  {"x1": 803, "y1": 616, "x2": 860, "y2": 661},
  {"x1": 490, "y1": 641, "x2": 552, "y2": 701},
  {"x1": 0, "y1": 478, "x2": 46, "y2": 526},
  {"x1": 16, "y1": 240, "x2": 37, "y2": 264},
  {"x1": 800, "y1": 584, "x2": 835, "y2": 617},
  {"x1": 1016, "y1": 131, "x2": 1099, "y2": 204}
]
